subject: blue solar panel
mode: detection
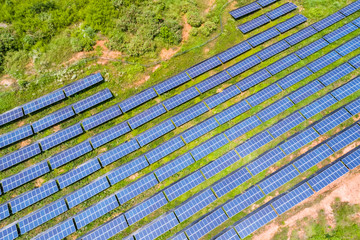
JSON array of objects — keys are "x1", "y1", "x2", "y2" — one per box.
[
  {"x1": 73, "y1": 88, "x2": 113, "y2": 114},
  {"x1": 226, "y1": 55, "x2": 261, "y2": 77},
  {"x1": 312, "y1": 12, "x2": 345, "y2": 31},
  {"x1": 217, "y1": 41, "x2": 252, "y2": 63},
  {"x1": 276, "y1": 14, "x2": 307, "y2": 33},
  {"x1": 340, "y1": 0, "x2": 360, "y2": 16},
  {"x1": 23, "y1": 90, "x2": 66, "y2": 115},
  {"x1": 247, "y1": 147, "x2": 286, "y2": 175},
  {"x1": 272, "y1": 182, "x2": 314, "y2": 215},
  {"x1": 277, "y1": 67, "x2": 313, "y2": 89},
  {"x1": 268, "y1": 112, "x2": 305, "y2": 138},
  {"x1": 247, "y1": 27, "x2": 280, "y2": 47},
  {"x1": 257, "y1": 98, "x2": 294, "y2": 122},
  {"x1": 266, "y1": 54, "x2": 301, "y2": 75},
  {"x1": 336, "y1": 36, "x2": 360, "y2": 56},
  {"x1": 163, "y1": 87, "x2": 200, "y2": 110},
  {"x1": 39, "y1": 123, "x2": 83, "y2": 151},
  {"x1": 74, "y1": 195, "x2": 119, "y2": 229},
  {"x1": 0, "y1": 124, "x2": 33, "y2": 148},
  {"x1": 256, "y1": 40, "x2": 291, "y2": 61},
  {"x1": 119, "y1": 88, "x2": 158, "y2": 113},
  {"x1": 295, "y1": 38, "x2": 329, "y2": 60},
  {"x1": 116, "y1": 174, "x2": 158, "y2": 204},
  {"x1": 62, "y1": 73, "x2": 103, "y2": 97},
  {"x1": 145, "y1": 136, "x2": 185, "y2": 164},
  {"x1": 1, "y1": 160, "x2": 50, "y2": 193},
  {"x1": 32, "y1": 106, "x2": 75, "y2": 133},
  {"x1": 349, "y1": 54, "x2": 360, "y2": 68},
  {"x1": 128, "y1": 104, "x2": 167, "y2": 129},
  {"x1": 280, "y1": 128, "x2": 319, "y2": 155},
  {"x1": 106, "y1": 156, "x2": 149, "y2": 185},
  {"x1": 175, "y1": 189, "x2": 216, "y2": 222},
  {"x1": 318, "y1": 63, "x2": 355, "y2": 87},
  {"x1": 164, "y1": 171, "x2": 205, "y2": 201},
  {"x1": 34, "y1": 219, "x2": 76, "y2": 240},
  {"x1": 90, "y1": 121, "x2": 131, "y2": 149},
  {"x1": 182, "y1": 117, "x2": 220, "y2": 143},
  {"x1": 229, "y1": 2, "x2": 261, "y2": 19},
  {"x1": 324, "y1": 23, "x2": 357, "y2": 43},
  {"x1": 195, "y1": 71, "x2": 232, "y2": 93},
  {"x1": 247, "y1": 84, "x2": 282, "y2": 106},
  {"x1": 186, "y1": 57, "x2": 222, "y2": 78},
  {"x1": 300, "y1": 94, "x2": 338, "y2": 119},
  {"x1": 57, "y1": 158, "x2": 101, "y2": 189},
  {"x1": 342, "y1": 147, "x2": 360, "y2": 169},
  {"x1": 215, "y1": 100, "x2": 251, "y2": 125},
  {"x1": 237, "y1": 69, "x2": 272, "y2": 92},
  {"x1": 353, "y1": 16, "x2": 360, "y2": 27},
  {"x1": 215, "y1": 228, "x2": 241, "y2": 240},
  {"x1": 0, "y1": 107, "x2": 24, "y2": 126},
  {"x1": 155, "y1": 153, "x2": 195, "y2": 182},
  {"x1": 293, "y1": 144, "x2": 333, "y2": 173},
  {"x1": 136, "y1": 120, "x2": 175, "y2": 147},
  {"x1": 98, "y1": 138, "x2": 140, "y2": 166},
  {"x1": 212, "y1": 167, "x2": 252, "y2": 197},
  {"x1": 313, "y1": 108, "x2": 352, "y2": 135},
  {"x1": 18, "y1": 199, "x2": 68, "y2": 234},
  {"x1": 0, "y1": 142, "x2": 41, "y2": 171},
  {"x1": 235, "y1": 204, "x2": 277, "y2": 239},
  {"x1": 345, "y1": 98, "x2": 360, "y2": 115},
  {"x1": 171, "y1": 102, "x2": 209, "y2": 127},
  {"x1": 154, "y1": 72, "x2": 191, "y2": 95},
  {"x1": 81, "y1": 104, "x2": 122, "y2": 131},
  {"x1": 266, "y1": 2, "x2": 297, "y2": 20},
  {"x1": 190, "y1": 134, "x2": 229, "y2": 161},
  {"x1": 285, "y1": 26, "x2": 318, "y2": 46},
  {"x1": 332, "y1": 76, "x2": 360, "y2": 101},
  {"x1": 225, "y1": 115, "x2": 262, "y2": 141},
  {"x1": 327, "y1": 124, "x2": 360, "y2": 152},
  {"x1": 288, "y1": 80, "x2": 324, "y2": 104},
  {"x1": 0, "y1": 224, "x2": 18, "y2": 240},
  {"x1": 307, "y1": 161, "x2": 348, "y2": 192},
  {"x1": 201, "y1": 150, "x2": 240, "y2": 179},
  {"x1": 238, "y1": 15, "x2": 271, "y2": 34},
  {"x1": 235, "y1": 131, "x2": 274, "y2": 157},
  {"x1": 185, "y1": 208, "x2": 228, "y2": 240},
  {"x1": 257, "y1": 0, "x2": 279, "y2": 7},
  {"x1": 0, "y1": 203, "x2": 9, "y2": 221}
]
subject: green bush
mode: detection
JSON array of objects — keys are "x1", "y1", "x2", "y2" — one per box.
[
  {"x1": 187, "y1": 11, "x2": 203, "y2": 27},
  {"x1": 70, "y1": 25, "x2": 96, "y2": 52},
  {"x1": 200, "y1": 21, "x2": 217, "y2": 36}
]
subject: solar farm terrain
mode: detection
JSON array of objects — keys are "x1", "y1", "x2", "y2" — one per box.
[{"x1": 0, "y1": 0, "x2": 360, "y2": 239}]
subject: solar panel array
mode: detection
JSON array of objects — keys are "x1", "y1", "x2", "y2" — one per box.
[
  {"x1": 73, "y1": 88, "x2": 113, "y2": 114},
  {"x1": 0, "y1": 124, "x2": 33, "y2": 148},
  {"x1": 266, "y1": 2, "x2": 297, "y2": 20},
  {"x1": 229, "y1": 2, "x2": 261, "y2": 20},
  {"x1": 238, "y1": 15, "x2": 270, "y2": 34}
]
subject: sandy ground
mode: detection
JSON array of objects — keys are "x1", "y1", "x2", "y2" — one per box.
[{"x1": 0, "y1": 75, "x2": 16, "y2": 87}]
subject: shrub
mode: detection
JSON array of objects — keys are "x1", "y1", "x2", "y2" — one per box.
[{"x1": 187, "y1": 11, "x2": 203, "y2": 27}]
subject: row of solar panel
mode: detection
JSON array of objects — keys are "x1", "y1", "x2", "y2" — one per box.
[
  {"x1": 0, "y1": 73, "x2": 104, "y2": 127},
  {"x1": 229, "y1": 0, "x2": 280, "y2": 19}
]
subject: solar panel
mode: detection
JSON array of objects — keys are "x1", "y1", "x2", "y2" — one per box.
[
  {"x1": 195, "y1": 71, "x2": 232, "y2": 93},
  {"x1": 215, "y1": 100, "x2": 251, "y2": 125},
  {"x1": 307, "y1": 160, "x2": 348, "y2": 192},
  {"x1": 90, "y1": 121, "x2": 131, "y2": 149},
  {"x1": 73, "y1": 88, "x2": 113, "y2": 114},
  {"x1": 238, "y1": 15, "x2": 271, "y2": 34},
  {"x1": 9, "y1": 179, "x2": 59, "y2": 214},
  {"x1": 145, "y1": 136, "x2": 185, "y2": 164},
  {"x1": 62, "y1": 73, "x2": 103, "y2": 97},
  {"x1": 247, "y1": 147, "x2": 286, "y2": 175},
  {"x1": 0, "y1": 124, "x2": 33, "y2": 148},
  {"x1": 275, "y1": 14, "x2": 307, "y2": 33},
  {"x1": 185, "y1": 208, "x2": 228, "y2": 240},
  {"x1": 266, "y1": 54, "x2": 301, "y2": 75},
  {"x1": 0, "y1": 203, "x2": 9, "y2": 221},
  {"x1": 32, "y1": 106, "x2": 75, "y2": 133},
  {"x1": 235, "y1": 131, "x2": 274, "y2": 157},
  {"x1": 34, "y1": 219, "x2": 76, "y2": 240},
  {"x1": 39, "y1": 123, "x2": 83, "y2": 151},
  {"x1": 164, "y1": 171, "x2": 205, "y2": 201},
  {"x1": 229, "y1": 2, "x2": 261, "y2": 19},
  {"x1": 293, "y1": 144, "x2": 333, "y2": 173},
  {"x1": 266, "y1": 2, "x2": 297, "y2": 20},
  {"x1": 154, "y1": 72, "x2": 191, "y2": 95},
  {"x1": 234, "y1": 204, "x2": 277, "y2": 238},
  {"x1": 186, "y1": 56, "x2": 222, "y2": 78},
  {"x1": 345, "y1": 98, "x2": 360, "y2": 115},
  {"x1": 312, "y1": 12, "x2": 345, "y2": 31},
  {"x1": 257, "y1": 0, "x2": 279, "y2": 7},
  {"x1": 201, "y1": 150, "x2": 240, "y2": 179},
  {"x1": 125, "y1": 193, "x2": 168, "y2": 225},
  {"x1": 327, "y1": 124, "x2": 360, "y2": 152},
  {"x1": 349, "y1": 54, "x2": 360, "y2": 68},
  {"x1": 277, "y1": 67, "x2": 313, "y2": 89},
  {"x1": 256, "y1": 40, "x2": 291, "y2": 61},
  {"x1": 340, "y1": 0, "x2": 360, "y2": 16},
  {"x1": 175, "y1": 189, "x2": 216, "y2": 222},
  {"x1": 246, "y1": 83, "x2": 282, "y2": 106},
  {"x1": 171, "y1": 232, "x2": 188, "y2": 240},
  {"x1": 190, "y1": 134, "x2": 229, "y2": 161},
  {"x1": 0, "y1": 107, "x2": 24, "y2": 126},
  {"x1": 0, "y1": 224, "x2": 18, "y2": 240},
  {"x1": 247, "y1": 27, "x2": 280, "y2": 47},
  {"x1": 224, "y1": 115, "x2": 261, "y2": 141},
  {"x1": 342, "y1": 147, "x2": 360, "y2": 169},
  {"x1": 313, "y1": 108, "x2": 352, "y2": 135},
  {"x1": 285, "y1": 26, "x2": 318, "y2": 46},
  {"x1": 0, "y1": 142, "x2": 41, "y2": 171},
  {"x1": 318, "y1": 63, "x2": 355, "y2": 87},
  {"x1": 238, "y1": 69, "x2": 272, "y2": 92},
  {"x1": 300, "y1": 94, "x2": 338, "y2": 119},
  {"x1": 18, "y1": 199, "x2": 68, "y2": 234},
  {"x1": 295, "y1": 38, "x2": 329, "y2": 60},
  {"x1": 217, "y1": 41, "x2": 252, "y2": 63},
  {"x1": 23, "y1": 90, "x2": 66, "y2": 115},
  {"x1": 215, "y1": 228, "x2": 241, "y2": 240},
  {"x1": 163, "y1": 87, "x2": 200, "y2": 110},
  {"x1": 324, "y1": 23, "x2": 357, "y2": 43},
  {"x1": 288, "y1": 80, "x2": 324, "y2": 104},
  {"x1": 1, "y1": 160, "x2": 50, "y2": 193},
  {"x1": 171, "y1": 102, "x2": 209, "y2": 127},
  {"x1": 127, "y1": 104, "x2": 167, "y2": 129},
  {"x1": 57, "y1": 158, "x2": 101, "y2": 189},
  {"x1": 154, "y1": 153, "x2": 195, "y2": 182},
  {"x1": 280, "y1": 128, "x2": 319, "y2": 155},
  {"x1": 82, "y1": 105, "x2": 122, "y2": 131},
  {"x1": 272, "y1": 182, "x2": 314, "y2": 215},
  {"x1": 119, "y1": 88, "x2": 158, "y2": 113},
  {"x1": 98, "y1": 138, "x2": 140, "y2": 166},
  {"x1": 212, "y1": 167, "x2": 252, "y2": 197},
  {"x1": 81, "y1": 215, "x2": 128, "y2": 240},
  {"x1": 226, "y1": 55, "x2": 261, "y2": 77},
  {"x1": 257, "y1": 98, "x2": 294, "y2": 122},
  {"x1": 116, "y1": 174, "x2": 158, "y2": 204},
  {"x1": 258, "y1": 164, "x2": 299, "y2": 194},
  {"x1": 353, "y1": 16, "x2": 360, "y2": 27},
  {"x1": 182, "y1": 117, "x2": 220, "y2": 143},
  {"x1": 205, "y1": 84, "x2": 241, "y2": 109},
  {"x1": 268, "y1": 112, "x2": 305, "y2": 138},
  {"x1": 106, "y1": 156, "x2": 149, "y2": 185},
  {"x1": 332, "y1": 76, "x2": 360, "y2": 101},
  {"x1": 66, "y1": 177, "x2": 110, "y2": 208},
  {"x1": 336, "y1": 36, "x2": 360, "y2": 56},
  {"x1": 74, "y1": 195, "x2": 119, "y2": 229},
  {"x1": 136, "y1": 120, "x2": 175, "y2": 147}
]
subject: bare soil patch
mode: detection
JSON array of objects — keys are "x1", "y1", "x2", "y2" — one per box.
[
  {"x1": 0, "y1": 75, "x2": 16, "y2": 88},
  {"x1": 182, "y1": 15, "x2": 192, "y2": 42}
]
